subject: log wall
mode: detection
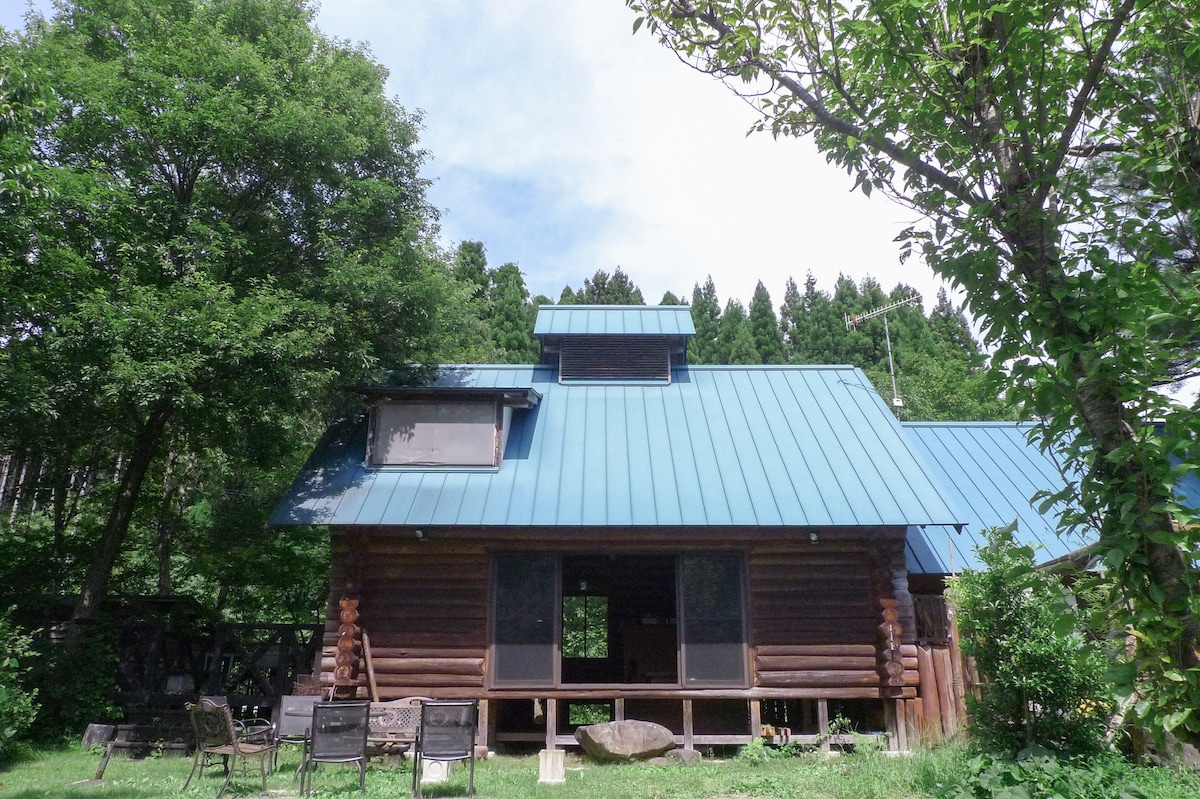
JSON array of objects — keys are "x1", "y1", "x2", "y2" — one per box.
[{"x1": 319, "y1": 526, "x2": 918, "y2": 702}]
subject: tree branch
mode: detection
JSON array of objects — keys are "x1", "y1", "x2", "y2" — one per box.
[{"x1": 1041, "y1": 0, "x2": 1141, "y2": 204}]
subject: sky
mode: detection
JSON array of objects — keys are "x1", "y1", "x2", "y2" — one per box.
[{"x1": 0, "y1": 0, "x2": 949, "y2": 313}]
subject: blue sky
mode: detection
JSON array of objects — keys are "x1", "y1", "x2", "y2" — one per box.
[{"x1": 2, "y1": 0, "x2": 946, "y2": 310}]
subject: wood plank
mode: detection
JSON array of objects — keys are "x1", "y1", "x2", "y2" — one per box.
[
  {"x1": 915, "y1": 645, "x2": 941, "y2": 742},
  {"x1": 755, "y1": 670, "x2": 886, "y2": 688},
  {"x1": 754, "y1": 644, "x2": 879, "y2": 658},
  {"x1": 755, "y1": 655, "x2": 879, "y2": 671},
  {"x1": 360, "y1": 657, "x2": 484, "y2": 675},
  {"x1": 932, "y1": 647, "x2": 956, "y2": 738}
]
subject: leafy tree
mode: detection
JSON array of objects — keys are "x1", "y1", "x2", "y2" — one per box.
[
  {"x1": 575, "y1": 267, "x2": 646, "y2": 304},
  {"x1": 747, "y1": 281, "x2": 785, "y2": 364},
  {"x1": 0, "y1": 609, "x2": 36, "y2": 760},
  {"x1": 631, "y1": 0, "x2": 1200, "y2": 739},
  {"x1": 557, "y1": 286, "x2": 577, "y2": 304},
  {"x1": 948, "y1": 524, "x2": 1111, "y2": 755},
  {"x1": 660, "y1": 290, "x2": 684, "y2": 305},
  {"x1": 0, "y1": 0, "x2": 450, "y2": 645},
  {"x1": 688, "y1": 276, "x2": 722, "y2": 364}
]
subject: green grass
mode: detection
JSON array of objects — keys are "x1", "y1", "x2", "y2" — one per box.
[{"x1": 0, "y1": 744, "x2": 1195, "y2": 799}]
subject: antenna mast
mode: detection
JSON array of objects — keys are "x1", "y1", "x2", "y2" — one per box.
[{"x1": 844, "y1": 295, "x2": 920, "y2": 415}]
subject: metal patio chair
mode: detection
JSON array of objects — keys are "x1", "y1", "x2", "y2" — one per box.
[
  {"x1": 299, "y1": 700, "x2": 371, "y2": 797},
  {"x1": 412, "y1": 699, "x2": 479, "y2": 799},
  {"x1": 184, "y1": 698, "x2": 277, "y2": 799},
  {"x1": 276, "y1": 694, "x2": 320, "y2": 780}
]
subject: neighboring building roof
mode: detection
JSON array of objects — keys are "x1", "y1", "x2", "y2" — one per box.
[
  {"x1": 271, "y1": 364, "x2": 966, "y2": 529},
  {"x1": 533, "y1": 305, "x2": 696, "y2": 337},
  {"x1": 901, "y1": 422, "x2": 1090, "y2": 574}
]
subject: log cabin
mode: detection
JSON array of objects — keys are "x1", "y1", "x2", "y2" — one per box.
[{"x1": 273, "y1": 304, "x2": 1061, "y2": 751}]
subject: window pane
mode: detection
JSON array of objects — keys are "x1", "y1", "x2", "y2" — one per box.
[
  {"x1": 562, "y1": 595, "x2": 608, "y2": 659},
  {"x1": 493, "y1": 553, "x2": 556, "y2": 686},
  {"x1": 680, "y1": 554, "x2": 746, "y2": 686},
  {"x1": 372, "y1": 401, "x2": 497, "y2": 466}
]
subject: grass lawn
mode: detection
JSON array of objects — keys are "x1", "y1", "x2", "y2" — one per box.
[{"x1": 0, "y1": 744, "x2": 1195, "y2": 799}]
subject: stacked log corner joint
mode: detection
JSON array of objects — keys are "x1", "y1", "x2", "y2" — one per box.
[{"x1": 334, "y1": 586, "x2": 361, "y2": 699}]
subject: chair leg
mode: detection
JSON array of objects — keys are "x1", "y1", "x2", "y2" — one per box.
[
  {"x1": 468, "y1": 755, "x2": 476, "y2": 797},
  {"x1": 359, "y1": 759, "x2": 366, "y2": 793},
  {"x1": 216, "y1": 754, "x2": 235, "y2": 799},
  {"x1": 183, "y1": 748, "x2": 202, "y2": 791},
  {"x1": 412, "y1": 752, "x2": 421, "y2": 799}
]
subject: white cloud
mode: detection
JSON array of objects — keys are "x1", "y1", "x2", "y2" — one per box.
[{"x1": 0, "y1": 0, "x2": 952, "y2": 311}]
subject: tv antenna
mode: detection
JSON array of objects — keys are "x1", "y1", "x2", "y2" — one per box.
[{"x1": 844, "y1": 295, "x2": 920, "y2": 416}]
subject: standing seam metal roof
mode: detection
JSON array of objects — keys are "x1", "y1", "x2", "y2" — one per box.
[
  {"x1": 901, "y1": 422, "x2": 1089, "y2": 574},
  {"x1": 533, "y1": 305, "x2": 696, "y2": 337},
  {"x1": 271, "y1": 364, "x2": 965, "y2": 528}
]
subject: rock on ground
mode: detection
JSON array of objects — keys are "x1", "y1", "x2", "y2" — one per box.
[{"x1": 575, "y1": 719, "x2": 676, "y2": 762}]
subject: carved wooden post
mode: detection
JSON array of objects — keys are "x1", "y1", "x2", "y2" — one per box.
[
  {"x1": 869, "y1": 537, "x2": 907, "y2": 695},
  {"x1": 333, "y1": 583, "x2": 361, "y2": 699}
]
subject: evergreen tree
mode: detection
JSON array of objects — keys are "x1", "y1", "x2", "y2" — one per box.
[
  {"x1": 452, "y1": 241, "x2": 490, "y2": 301},
  {"x1": 688, "y1": 276, "x2": 722, "y2": 364},
  {"x1": 660, "y1": 290, "x2": 684, "y2": 305},
  {"x1": 716, "y1": 300, "x2": 750, "y2": 365},
  {"x1": 778, "y1": 277, "x2": 802, "y2": 361},
  {"x1": 575, "y1": 267, "x2": 645, "y2": 304},
  {"x1": 488, "y1": 263, "x2": 538, "y2": 363},
  {"x1": 748, "y1": 281, "x2": 785, "y2": 364},
  {"x1": 557, "y1": 286, "x2": 577, "y2": 305}
]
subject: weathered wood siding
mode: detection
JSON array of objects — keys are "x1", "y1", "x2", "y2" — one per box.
[
  {"x1": 748, "y1": 532, "x2": 918, "y2": 698},
  {"x1": 319, "y1": 526, "x2": 917, "y2": 700},
  {"x1": 321, "y1": 532, "x2": 488, "y2": 699}
]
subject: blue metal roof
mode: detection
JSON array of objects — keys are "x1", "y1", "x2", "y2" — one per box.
[
  {"x1": 533, "y1": 305, "x2": 696, "y2": 337},
  {"x1": 272, "y1": 364, "x2": 964, "y2": 528},
  {"x1": 901, "y1": 422, "x2": 1090, "y2": 574}
]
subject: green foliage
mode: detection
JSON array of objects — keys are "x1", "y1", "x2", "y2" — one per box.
[
  {"x1": 28, "y1": 625, "x2": 121, "y2": 743},
  {"x1": 688, "y1": 276, "x2": 722, "y2": 364},
  {"x1": 0, "y1": 0, "x2": 454, "y2": 633},
  {"x1": 574, "y1": 268, "x2": 645, "y2": 305},
  {"x1": 948, "y1": 525, "x2": 1112, "y2": 756},
  {"x1": 747, "y1": 281, "x2": 785, "y2": 364},
  {"x1": 0, "y1": 609, "x2": 37, "y2": 761},
  {"x1": 947, "y1": 751, "x2": 1154, "y2": 799}
]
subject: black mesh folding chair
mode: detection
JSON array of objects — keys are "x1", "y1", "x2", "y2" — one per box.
[
  {"x1": 276, "y1": 695, "x2": 320, "y2": 781},
  {"x1": 299, "y1": 701, "x2": 371, "y2": 797},
  {"x1": 412, "y1": 700, "x2": 478, "y2": 799}
]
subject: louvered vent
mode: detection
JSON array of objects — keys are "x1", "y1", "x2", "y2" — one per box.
[{"x1": 560, "y1": 336, "x2": 670, "y2": 381}]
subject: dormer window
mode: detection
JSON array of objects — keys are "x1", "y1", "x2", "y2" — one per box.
[
  {"x1": 370, "y1": 400, "x2": 500, "y2": 467},
  {"x1": 355, "y1": 385, "x2": 541, "y2": 469}
]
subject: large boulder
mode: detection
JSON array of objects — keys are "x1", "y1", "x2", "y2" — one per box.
[{"x1": 575, "y1": 720, "x2": 676, "y2": 762}]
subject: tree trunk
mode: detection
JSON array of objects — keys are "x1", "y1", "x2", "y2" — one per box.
[{"x1": 67, "y1": 400, "x2": 173, "y2": 650}]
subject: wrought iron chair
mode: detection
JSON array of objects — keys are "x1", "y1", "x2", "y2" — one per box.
[
  {"x1": 299, "y1": 700, "x2": 372, "y2": 797},
  {"x1": 184, "y1": 698, "x2": 277, "y2": 799},
  {"x1": 412, "y1": 699, "x2": 479, "y2": 799},
  {"x1": 368, "y1": 695, "x2": 432, "y2": 759}
]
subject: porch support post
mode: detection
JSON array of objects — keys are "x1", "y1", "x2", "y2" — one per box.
[
  {"x1": 544, "y1": 698, "x2": 558, "y2": 750},
  {"x1": 614, "y1": 698, "x2": 625, "y2": 722},
  {"x1": 749, "y1": 699, "x2": 761, "y2": 739},
  {"x1": 682, "y1": 699, "x2": 694, "y2": 751},
  {"x1": 817, "y1": 699, "x2": 830, "y2": 752}
]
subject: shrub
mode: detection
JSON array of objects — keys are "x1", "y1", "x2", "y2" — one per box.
[
  {"x1": 946, "y1": 750, "x2": 1151, "y2": 799},
  {"x1": 0, "y1": 609, "x2": 38, "y2": 762},
  {"x1": 947, "y1": 523, "x2": 1112, "y2": 756},
  {"x1": 27, "y1": 622, "x2": 121, "y2": 743}
]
